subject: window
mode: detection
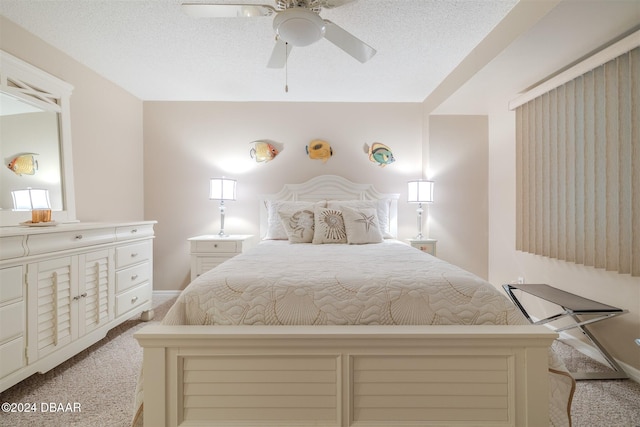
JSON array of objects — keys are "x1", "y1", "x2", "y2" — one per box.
[{"x1": 511, "y1": 37, "x2": 639, "y2": 276}]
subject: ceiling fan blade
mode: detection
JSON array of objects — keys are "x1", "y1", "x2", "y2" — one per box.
[
  {"x1": 320, "y1": 0, "x2": 357, "y2": 9},
  {"x1": 323, "y1": 20, "x2": 376, "y2": 63},
  {"x1": 181, "y1": 3, "x2": 275, "y2": 18},
  {"x1": 267, "y1": 38, "x2": 292, "y2": 69}
]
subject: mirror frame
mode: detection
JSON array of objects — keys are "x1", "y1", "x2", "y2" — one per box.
[{"x1": 0, "y1": 50, "x2": 76, "y2": 226}]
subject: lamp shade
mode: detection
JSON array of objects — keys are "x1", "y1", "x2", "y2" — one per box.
[
  {"x1": 209, "y1": 177, "x2": 237, "y2": 201},
  {"x1": 407, "y1": 180, "x2": 434, "y2": 203},
  {"x1": 11, "y1": 188, "x2": 51, "y2": 210}
]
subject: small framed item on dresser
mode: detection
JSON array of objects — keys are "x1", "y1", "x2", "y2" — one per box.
[{"x1": 408, "y1": 238, "x2": 437, "y2": 256}]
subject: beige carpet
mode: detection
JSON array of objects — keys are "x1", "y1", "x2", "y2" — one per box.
[
  {"x1": 0, "y1": 294, "x2": 176, "y2": 427},
  {"x1": 551, "y1": 339, "x2": 640, "y2": 427},
  {"x1": 1, "y1": 295, "x2": 638, "y2": 427}
]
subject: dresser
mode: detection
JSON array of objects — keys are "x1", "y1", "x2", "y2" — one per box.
[
  {"x1": 188, "y1": 234, "x2": 253, "y2": 281},
  {"x1": 0, "y1": 221, "x2": 155, "y2": 393}
]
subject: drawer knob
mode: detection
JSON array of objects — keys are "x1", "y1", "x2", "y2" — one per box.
[
  {"x1": 131, "y1": 296, "x2": 139, "y2": 303},
  {"x1": 214, "y1": 244, "x2": 218, "y2": 248},
  {"x1": 75, "y1": 235, "x2": 83, "y2": 240},
  {"x1": 131, "y1": 229, "x2": 138, "y2": 234},
  {"x1": 131, "y1": 253, "x2": 138, "y2": 258},
  {"x1": 131, "y1": 274, "x2": 138, "y2": 281}
]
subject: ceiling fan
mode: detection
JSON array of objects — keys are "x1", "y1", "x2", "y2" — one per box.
[{"x1": 181, "y1": 1, "x2": 377, "y2": 68}]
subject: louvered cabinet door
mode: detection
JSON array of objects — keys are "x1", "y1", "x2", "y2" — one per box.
[
  {"x1": 78, "y1": 249, "x2": 115, "y2": 337},
  {"x1": 27, "y1": 256, "x2": 79, "y2": 362}
]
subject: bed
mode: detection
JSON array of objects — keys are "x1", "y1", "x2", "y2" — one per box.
[{"x1": 134, "y1": 175, "x2": 574, "y2": 427}]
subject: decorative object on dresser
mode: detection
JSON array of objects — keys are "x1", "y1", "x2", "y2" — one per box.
[
  {"x1": 0, "y1": 221, "x2": 156, "y2": 393},
  {"x1": 208, "y1": 177, "x2": 236, "y2": 237},
  {"x1": 407, "y1": 179, "x2": 434, "y2": 238},
  {"x1": 408, "y1": 237, "x2": 438, "y2": 256},
  {"x1": 188, "y1": 234, "x2": 253, "y2": 281}
]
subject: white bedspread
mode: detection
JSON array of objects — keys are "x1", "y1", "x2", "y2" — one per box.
[
  {"x1": 165, "y1": 240, "x2": 529, "y2": 327},
  {"x1": 135, "y1": 240, "x2": 574, "y2": 426}
]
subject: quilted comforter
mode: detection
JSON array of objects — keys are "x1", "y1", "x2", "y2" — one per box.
[{"x1": 135, "y1": 240, "x2": 574, "y2": 426}]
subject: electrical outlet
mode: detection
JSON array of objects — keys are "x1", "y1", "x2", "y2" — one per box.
[{"x1": 517, "y1": 276, "x2": 525, "y2": 284}]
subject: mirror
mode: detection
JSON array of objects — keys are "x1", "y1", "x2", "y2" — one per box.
[
  {"x1": 0, "y1": 50, "x2": 76, "y2": 226},
  {"x1": 1, "y1": 94, "x2": 63, "y2": 211}
]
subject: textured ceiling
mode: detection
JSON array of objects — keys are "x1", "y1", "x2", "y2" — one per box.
[{"x1": 0, "y1": 0, "x2": 520, "y2": 102}]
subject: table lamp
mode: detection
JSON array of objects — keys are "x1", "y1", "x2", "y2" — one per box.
[
  {"x1": 209, "y1": 177, "x2": 236, "y2": 237},
  {"x1": 407, "y1": 179, "x2": 434, "y2": 239}
]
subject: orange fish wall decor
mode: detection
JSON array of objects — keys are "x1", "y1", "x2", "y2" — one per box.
[
  {"x1": 7, "y1": 153, "x2": 39, "y2": 176},
  {"x1": 306, "y1": 139, "x2": 332, "y2": 163},
  {"x1": 249, "y1": 140, "x2": 283, "y2": 163}
]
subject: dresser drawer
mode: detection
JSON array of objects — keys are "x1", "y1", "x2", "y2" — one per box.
[
  {"x1": 116, "y1": 262, "x2": 151, "y2": 293},
  {"x1": 0, "y1": 301, "x2": 24, "y2": 342},
  {"x1": 192, "y1": 240, "x2": 239, "y2": 253},
  {"x1": 27, "y1": 228, "x2": 115, "y2": 255},
  {"x1": 115, "y1": 241, "x2": 151, "y2": 269},
  {"x1": 194, "y1": 256, "x2": 233, "y2": 277},
  {"x1": 116, "y1": 282, "x2": 151, "y2": 317},
  {"x1": 0, "y1": 266, "x2": 23, "y2": 304},
  {"x1": 116, "y1": 224, "x2": 155, "y2": 241},
  {"x1": 0, "y1": 236, "x2": 26, "y2": 260},
  {"x1": 0, "y1": 336, "x2": 25, "y2": 378}
]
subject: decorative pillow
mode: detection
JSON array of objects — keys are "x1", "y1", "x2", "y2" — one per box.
[
  {"x1": 312, "y1": 207, "x2": 347, "y2": 244},
  {"x1": 327, "y1": 199, "x2": 393, "y2": 238},
  {"x1": 342, "y1": 207, "x2": 383, "y2": 244},
  {"x1": 264, "y1": 200, "x2": 325, "y2": 239},
  {"x1": 278, "y1": 209, "x2": 315, "y2": 243}
]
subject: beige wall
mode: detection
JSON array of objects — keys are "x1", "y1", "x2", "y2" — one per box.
[
  {"x1": 1, "y1": 17, "x2": 144, "y2": 222},
  {"x1": 143, "y1": 107, "x2": 491, "y2": 291},
  {"x1": 428, "y1": 116, "x2": 489, "y2": 279},
  {"x1": 143, "y1": 101, "x2": 428, "y2": 291},
  {"x1": 487, "y1": 111, "x2": 640, "y2": 371}
]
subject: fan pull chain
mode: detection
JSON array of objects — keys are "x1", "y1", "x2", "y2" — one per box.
[{"x1": 285, "y1": 42, "x2": 289, "y2": 93}]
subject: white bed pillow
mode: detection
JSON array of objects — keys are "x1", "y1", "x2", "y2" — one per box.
[
  {"x1": 312, "y1": 207, "x2": 347, "y2": 244},
  {"x1": 327, "y1": 199, "x2": 393, "y2": 238},
  {"x1": 278, "y1": 208, "x2": 315, "y2": 243},
  {"x1": 264, "y1": 200, "x2": 325, "y2": 240},
  {"x1": 342, "y1": 206, "x2": 383, "y2": 244}
]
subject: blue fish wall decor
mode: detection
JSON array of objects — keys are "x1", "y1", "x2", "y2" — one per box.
[{"x1": 364, "y1": 142, "x2": 395, "y2": 167}]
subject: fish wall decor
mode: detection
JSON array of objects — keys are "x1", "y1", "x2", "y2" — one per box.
[
  {"x1": 306, "y1": 139, "x2": 332, "y2": 163},
  {"x1": 7, "y1": 153, "x2": 38, "y2": 176},
  {"x1": 364, "y1": 142, "x2": 395, "y2": 167},
  {"x1": 249, "y1": 140, "x2": 283, "y2": 163}
]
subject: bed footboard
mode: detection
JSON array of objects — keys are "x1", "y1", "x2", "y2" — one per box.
[{"x1": 135, "y1": 325, "x2": 556, "y2": 427}]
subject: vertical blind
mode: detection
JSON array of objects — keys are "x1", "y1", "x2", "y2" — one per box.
[{"x1": 514, "y1": 46, "x2": 639, "y2": 276}]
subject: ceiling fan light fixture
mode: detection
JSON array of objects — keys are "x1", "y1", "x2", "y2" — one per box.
[{"x1": 273, "y1": 8, "x2": 326, "y2": 47}]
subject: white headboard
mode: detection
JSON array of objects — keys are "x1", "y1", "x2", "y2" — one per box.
[{"x1": 259, "y1": 175, "x2": 399, "y2": 238}]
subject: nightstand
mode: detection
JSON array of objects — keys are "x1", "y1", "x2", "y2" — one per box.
[
  {"x1": 188, "y1": 235, "x2": 253, "y2": 281},
  {"x1": 408, "y1": 238, "x2": 437, "y2": 256}
]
